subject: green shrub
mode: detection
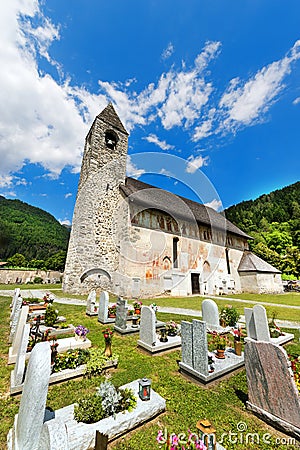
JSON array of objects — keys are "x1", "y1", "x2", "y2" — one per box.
[
  {"x1": 33, "y1": 276, "x2": 43, "y2": 284},
  {"x1": 219, "y1": 304, "x2": 240, "y2": 326},
  {"x1": 52, "y1": 349, "x2": 90, "y2": 372},
  {"x1": 74, "y1": 394, "x2": 104, "y2": 424},
  {"x1": 84, "y1": 348, "x2": 116, "y2": 377},
  {"x1": 74, "y1": 383, "x2": 137, "y2": 424},
  {"x1": 44, "y1": 304, "x2": 58, "y2": 327},
  {"x1": 118, "y1": 388, "x2": 137, "y2": 413}
]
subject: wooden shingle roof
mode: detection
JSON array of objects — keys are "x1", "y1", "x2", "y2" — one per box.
[
  {"x1": 238, "y1": 251, "x2": 281, "y2": 273},
  {"x1": 120, "y1": 177, "x2": 252, "y2": 239}
]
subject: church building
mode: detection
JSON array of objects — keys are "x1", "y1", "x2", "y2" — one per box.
[{"x1": 63, "y1": 104, "x2": 283, "y2": 297}]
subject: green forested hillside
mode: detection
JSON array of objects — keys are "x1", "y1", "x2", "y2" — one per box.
[
  {"x1": 225, "y1": 181, "x2": 300, "y2": 278},
  {"x1": 0, "y1": 196, "x2": 70, "y2": 267}
]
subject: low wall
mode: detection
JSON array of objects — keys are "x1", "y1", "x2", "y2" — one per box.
[{"x1": 0, "y1": 269, "x2": 62, "y2": 285}]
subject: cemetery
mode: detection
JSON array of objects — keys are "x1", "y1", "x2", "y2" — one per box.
[{"x1": 1, "y1": 287, "x2": 300, "y2": 449}]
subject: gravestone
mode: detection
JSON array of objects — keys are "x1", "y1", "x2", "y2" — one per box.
[
  {"x1": 86, "y1": 290, "x2": 97, "y2": 315},
  {"x1": 181, "y1": 321, "x2": 194, "y2": 367},
  {"x1": 201, "y1": 299, "x2": 219, "y2": 328},
  {"x1": 10, "y1": 288, "x2": 21, "y2": 319},
  {"x1": 180, "y1": 320, "x2": 208, "y2": 376},
  {"x1": 98, "y1": 291, "x2": 110, "y2": 323},
  {"x1": 132, "y1": 278, "x2": 141, "y2": 298},
  {"x1": 9, "y1": 305, "x2": 29, "y2": 363},
  {"x1": 139, "y1": 306, "x2": 156, "y2": 347},
  {"x1": 7, "y1": 341, "x2": 51, "y2": 450},
  {"x1": 115, "y1": 297, "x2": 128, "y2": 330},
  {"x1": 192, "y1": 320, "x2": 208, "y2": 375},
  {"x1": 9, "y1": 295, "x2": 23, "y2": 343},
  {"x1": 245, "y1": 338, "x2": 300, "y2": 439},
  {"x1": 244, "y1": 307, "x2": 257, "y2": 340},
  {"x1": 13, "y1": 324, "x2": 30, "y2": 386},
  {"x1": 253, "y1": 305, "x2": 270, "y2": 341},
  {"x1": 179, "y1": 319, "x2": 244, "y2": 383}
]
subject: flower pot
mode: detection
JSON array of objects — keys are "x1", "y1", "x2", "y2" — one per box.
[
  {"x1": 216, "y1": 348, "x2": 225, "y2": 359},
  {"x1": 234, "y1": 340, "x2": 242, "y2": 356},
  {"x1": 219, "y1": 319, "x2": 226, "y2": 328},
  {"x1": 108, "y1": 313, "x2": 116, "y2": 318},
  {"x1": 104, "y1": 342, "x2": 112, "y2": 358}
]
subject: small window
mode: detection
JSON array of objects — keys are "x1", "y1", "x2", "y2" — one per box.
[{"x1": 105, "y1": 130, "x2": 118, "y2": 150}]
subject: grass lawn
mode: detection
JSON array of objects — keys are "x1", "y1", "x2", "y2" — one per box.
[
  {"x1": 140, "y1": 295, "x2": 300, "y2": 323},
  {"x1": 1, "y1": 296, "x2": 300, "y2": 449}
]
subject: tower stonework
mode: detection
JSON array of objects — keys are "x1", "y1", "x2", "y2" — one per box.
[{"x1": 63, "y1": 104, "x2": 129, "y2": 294}]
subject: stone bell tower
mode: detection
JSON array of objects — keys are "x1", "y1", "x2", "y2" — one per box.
[{"x1": 63, "y1": 103, "x2": 129, "y2": 294}]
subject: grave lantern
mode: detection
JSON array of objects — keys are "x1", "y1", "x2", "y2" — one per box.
[
  {"x1": 196, "y1": 419, "x2": 216, "y2": 450},
  {"x1": 138, "y1": 377, "x2": 151, "y2": 401}
]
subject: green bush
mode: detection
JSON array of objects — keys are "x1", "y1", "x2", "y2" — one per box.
[
  {"x1": 219, "y1": 304, "x2": 240, "y2": 326},
  {"x1": 118, "y1": 388, "x2": 137, "y2": 413},
  {"x1": 52, "y1": 349, "x2": 90, "y2": 373},
  {"x1": 74, "y1": 394, "x2": 104, "y2": 424},
  {"x1": 33, "y1": 276, "x2": 43, "y2": 284},
  {"x1": 44, "y1": 304, "x2": 58, "y2": 327},
  {"x1": 84, "y1": 348, "x2": 116, "y2": 377}
]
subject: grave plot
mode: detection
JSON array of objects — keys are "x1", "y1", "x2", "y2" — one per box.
[
  {"x1": 244, "y1": 338, "x2": 300, "y2": 440},
  {"x1": 8, "y1": 319, "x2": 91, "y2": 364},
  {"x1": 10, "y1": 340, "x2": 118, "y2": 395},
  {"x1": 114, "y1": 298, "x2": 164, "y2": 335},
  {"x1": 7, "y1": 342, "x2": 166, "y2": 450},
  {"x1": 179, "y1": 319, "x2": 244, "y2": 384},
  {"x1": 137, "y1": 306, "x2": 181, "y2": 354},
  {"x1": 244, "y1": 304, "x2": 294, "y2": 345}
]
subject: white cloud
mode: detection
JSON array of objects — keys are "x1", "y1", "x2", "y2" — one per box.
[
  {"x1": 65, "y1": 192, "x2": 72, "y2": 198},
  {"x1": 126, "y1": 155, "x2": 145, "y2": 178},
  {"x1": 0, "y1": 175, "x2": 13, "y2": 188},
  {"x1": 59, "y1": 218, "x2": 71, "y2": 226},
  {"x1": 219, "y1": 41, "x2": 300, "y2": 131},
  {"x1": 293, "y1": 97, "x2": 300, "y2": 105},
  {"x1": 185, "y1": 154, "x2": 209, "y2": 173},
  {"x1": 0, "y1": 1, "x2": 88, "y2": 177},
  {"x1": 144, "y1": 134, "x2": 174, "y2": 151},
  {"x1": 204, "y1": 199, "x2": 222, "y2": 211},
  {"x1": 162, "y1": 42, "x2": 174, "y2": 60}
]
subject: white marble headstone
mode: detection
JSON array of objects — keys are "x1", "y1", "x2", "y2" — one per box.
[
  {"x1": 253, "y1": 305, "x2": 270, "y2": 342},
  {"x1": 86, "y1": 289, "x2": 96, "y2": 314},
  {"x1": 98, "y1": 291, "x2": 109, "y2": 322},
  {"x1": 139, "y1": 306, "x2": 156, "y2": 346},
  {"x1": 201, "y1": 299, "x2": 219, "y2": 327},
  {"x1": 10, "y1": 288, "x2": 21, "y2": 319},
  {"x1": 15, "y1": 342, "x2": 51, "y2": 450},
  {"x1": 11, "y1": 306, "x2": 29, "y2": 358},
  {"x1": 14, "y1": 323, "x2": 30, "y2": 386},
  {"x1": 9, "y1": 296, "x2": 23, "y2": 343}
]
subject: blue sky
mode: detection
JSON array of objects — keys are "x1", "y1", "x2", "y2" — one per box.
[{"x1": 0, "y1": 1, "x2": 299, "y2": 225}]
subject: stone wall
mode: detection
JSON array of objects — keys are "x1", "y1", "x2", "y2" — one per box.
[{"x1": 0, "y1": 269, "x2": 62, "y2": 285}]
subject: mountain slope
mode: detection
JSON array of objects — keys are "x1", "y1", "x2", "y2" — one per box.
[
  {"x1": 0, "y1": 196, "x2": 70, "y2": 261},
  {"x1": 225, "y1": 181, "x2": 300, "y2": 277}
]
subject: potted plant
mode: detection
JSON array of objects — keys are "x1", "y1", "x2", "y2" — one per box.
[
  {"x1": 219, "y1": 304, "x2": 240, "y2": 327},
  {"x1": 133, "y1": 300, "x2": 142, "y2": 315},
  {"x1": 74, "y1": 325, "x2": 89, "y2": 341},
  {"x1": 165, "y1": 321, "x2": 179, "y2": 336},
  {"x1": 108, "y1": 304, "x2": 117, "y2": 318},
  {"x1": 44, "y1": 304, "x2": 59, "y2": 327},
  {"x1": 232, "y1": 326, "x2": 243, "y2": 356},
  {"x1": 214, "y1": 333, "x2": 227, "y2": 359},
  {"x1": 102, "y1": 327, "x2": 114, "y2": 357}
]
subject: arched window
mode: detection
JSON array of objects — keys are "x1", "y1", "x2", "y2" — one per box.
[
  {"x1": 105, "y1": 130, "x2": 118, "y2": 150},
  {"x1": 173, "y1": 237, "x2": 179, "y2": 268}
]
